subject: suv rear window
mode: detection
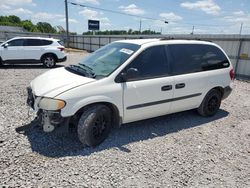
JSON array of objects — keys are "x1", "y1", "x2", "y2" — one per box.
[{"x1": 168, "y1": 44, "x2": 229, "y2": 75}]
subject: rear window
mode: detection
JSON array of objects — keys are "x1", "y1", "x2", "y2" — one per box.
[{"x1": 168, "y1": 44, "x2": 229, "y2": 75}]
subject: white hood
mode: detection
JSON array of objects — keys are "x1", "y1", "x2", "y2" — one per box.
[{"x1": 31, "y1": 67, "x2": 95, "y2": 98}]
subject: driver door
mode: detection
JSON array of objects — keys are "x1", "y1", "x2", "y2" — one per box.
[
  {"x1": 122, "y1": 45, "x2": 174, "y2": 123},
  {"x1": 1, "y1": 39, "x2": 25, "y2": 61}
]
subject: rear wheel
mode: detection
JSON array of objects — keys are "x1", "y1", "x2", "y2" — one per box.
[
  {"x1": 42, "y1": 54, "x2": 56, "y2": 68},
  {"x1": 77, "y1": 105, "x2": 112, "y2": 147},
  {"x1": 198, "y1": 89, "x2": 222, "y2": 117}
]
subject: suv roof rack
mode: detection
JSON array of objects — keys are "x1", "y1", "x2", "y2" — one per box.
[{"x1": 159, "y1": 37, "x2": 212, "y2": 42}]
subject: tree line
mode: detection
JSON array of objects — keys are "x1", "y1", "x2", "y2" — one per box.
[{"x1": 0, "y1": 15, "x2": 57, "y2": 33}]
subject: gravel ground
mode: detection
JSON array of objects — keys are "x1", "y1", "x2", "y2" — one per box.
[{"x1": 0, "y1": 52, "x2": 250, "y2": 187}]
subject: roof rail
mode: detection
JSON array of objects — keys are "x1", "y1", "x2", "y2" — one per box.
[{"x1": 160, "y1": 37, "x2": 212, "y2": 42}]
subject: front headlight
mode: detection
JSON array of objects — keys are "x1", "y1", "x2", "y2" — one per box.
[{"x1": 38, "y1": 98, "x2": 66, "y2": 111}]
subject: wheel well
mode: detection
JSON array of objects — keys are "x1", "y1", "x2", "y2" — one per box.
[
  {"x1": 41, "y1": 53, "x2": 58, "y2": 62},
  {"x1": 71, "y1": 102, "x2": 121, "y2": 128}
]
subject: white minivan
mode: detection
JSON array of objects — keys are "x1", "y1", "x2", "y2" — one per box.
[{"x1": 27, "y1": 39, "x2": 234, "y2": 146}]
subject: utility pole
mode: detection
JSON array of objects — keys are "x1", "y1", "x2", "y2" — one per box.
[
  {"x1": 191, "y1": 26, "x2": 194, "y2": 35},
  {"x1": 65, "y1": 0, "x2": 69, "y2": 47},
  {"x1": 139, "y1": 19, "x2": 142, "y2": 33},
  {"x1": 239, "y1": 23, "x2": 243, "y2": 35}
]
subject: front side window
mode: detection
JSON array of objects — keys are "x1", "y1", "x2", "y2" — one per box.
[
  {"x1": 168, "y1": 44, "x2": 229, "y2": 75},
  {"x1": 125, "y1": 45, "x2": 168, "y2": 81},
  {"x1": 67, "y1": 42, "x2": 140, "y2": 77},
  {"x1": 8, "y1": 39, "x2": 25, "y2": 46}
]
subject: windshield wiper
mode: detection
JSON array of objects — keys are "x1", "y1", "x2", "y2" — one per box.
[
  {"x1": 80, "y1": 63, "x2": 93, "y2": 71},
  {"x1": 68, "y1": 64, "x2": 96, "y2": 78}
]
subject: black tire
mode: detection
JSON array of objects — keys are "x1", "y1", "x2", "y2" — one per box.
[
  {"x1": 198, "y1": 89, "x2": 222, "y2": 117},
  {"x1": 77, "y1": 105, "x2": 112, "y2": 147},
  {"x1": 42, "y1": 54, "x2": 56, "y2": 68},
  {"x1": 0, "y1": 57, "x2": 3, "y2": 66}
]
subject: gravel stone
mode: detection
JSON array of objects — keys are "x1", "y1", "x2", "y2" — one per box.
[{"x1": 0, "y1": 51, "x2": 250, "y2": 187}]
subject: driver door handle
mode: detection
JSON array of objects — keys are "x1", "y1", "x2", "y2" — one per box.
[{"x1": 161, "y1": 85, "x2": 172, "y2": 91}]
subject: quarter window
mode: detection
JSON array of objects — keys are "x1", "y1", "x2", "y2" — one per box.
[
  {"x1": 41, "y1": 40, "x2": 53, "y2": 45},
  {"x1": 126, "y1": 45, "x2": 168, "y2": 80}
]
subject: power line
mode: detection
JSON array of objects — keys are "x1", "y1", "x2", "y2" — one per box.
[
  {"x1": 68, "y1": 1, "x2": 168, "y2": 24},
  {"x1": 67, "y1": 1, "x2": 238, "y2": 30}
]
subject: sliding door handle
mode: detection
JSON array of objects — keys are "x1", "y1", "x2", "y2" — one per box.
[{"x1": 175, "y1": 83, "x2": 185, "y2": 89}]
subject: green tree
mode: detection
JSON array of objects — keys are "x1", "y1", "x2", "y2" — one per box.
[
  {"x1": 8, "y1": 15, "x2": 21, "y2": 24},
  {"x1": 21, "y1": 20, "x2": 37, "y2": 32},
  {"x1": 36, "y1": 22, "x2": 57, "y2": 33},
  {"x1": 0, "y1": 16, "x2": 8, "y2": 23}
]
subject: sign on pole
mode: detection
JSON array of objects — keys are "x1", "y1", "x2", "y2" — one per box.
[{"x1": 88, "y1": 20, "x2": 100, "y2": 31}]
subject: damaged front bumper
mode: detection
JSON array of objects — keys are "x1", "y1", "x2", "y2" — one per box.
[
  {"x1": 37, "y1": 110, "x2": 70, "y2": 132},
  {"x1": 26, "y1": 87, "x2": 70, "y2": 132}
]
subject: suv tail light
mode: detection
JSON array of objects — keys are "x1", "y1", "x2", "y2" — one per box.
[
  {"x1": 229, "y1": 69, "x2": 235, "y2": 80},
  {"x1": 57, "y1": 47, "x2": 64, "y2": 51}
]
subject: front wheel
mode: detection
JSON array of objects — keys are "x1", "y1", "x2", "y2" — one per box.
[
  {"x1": 77, "y1": 105, "x2": 112, "y2": 147},
  {"x1": 42, "y1": 55, "x2": 56, "y2": 68},
  {"x1": 198, "y1": 89, "x2": 222, "y2": 117},
  {"x1": 0, "y1": 58, "x2": 3, "y2": 66}
]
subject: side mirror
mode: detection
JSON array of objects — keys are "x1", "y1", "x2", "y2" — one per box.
[
  {"x1": 3, "y1": 43, "x2": 8, "y2": 48},
  {"x1": 126, "y1": 68, "x2": 139, "y2": 79},
  {"x1": 115, "y1": 68, "x2": 139, "y2": 83}
]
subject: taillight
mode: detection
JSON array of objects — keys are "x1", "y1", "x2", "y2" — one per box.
[
  {"x1": 229, "y1": 69, "x2": 235, "y2": 80},
  {"x1": 57, "y1": 47, "x2": 64, "y2": 51}
]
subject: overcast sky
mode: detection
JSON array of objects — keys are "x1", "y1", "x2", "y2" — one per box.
[{"x1": 0, "y1": 0, "x2": 250, "y2": 34}]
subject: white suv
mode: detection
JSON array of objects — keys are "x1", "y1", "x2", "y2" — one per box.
[
  {"x1": 27, "y1": 39, "x2": 234, "y2": 146},
  {"x1": 0, "y1": 37, "x2": 66, "y2": 68}
]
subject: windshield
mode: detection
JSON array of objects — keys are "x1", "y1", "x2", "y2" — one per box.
[{"x1": 77, "y1": 42, "x2": 140, "y2": 77}]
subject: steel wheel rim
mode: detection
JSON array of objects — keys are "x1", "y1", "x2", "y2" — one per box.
[
  {"x1": 92, "y1": 114, "x2": 108, "y2": 139},
  {"x1": 208, "y1": 96, "x2": 219, "y2": 113}
]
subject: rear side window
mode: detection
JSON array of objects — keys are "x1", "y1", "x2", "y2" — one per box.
[
  {"x1": 168, "y1": 44, "x2": 229, "y2": 75},
  {"x1": 25, "y1": 39, "x2": 41, "y2": 46},
  {"x1": 126, "y1": 45, "x2": 168, "y2": 80}
]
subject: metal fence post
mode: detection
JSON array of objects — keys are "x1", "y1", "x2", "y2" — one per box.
[
  {"x1": 98, "y1": 36, "x2": 101, "y2": 48},
  {"x1": 235, "y1": 38, "x2": 243, "y2": 78}
]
